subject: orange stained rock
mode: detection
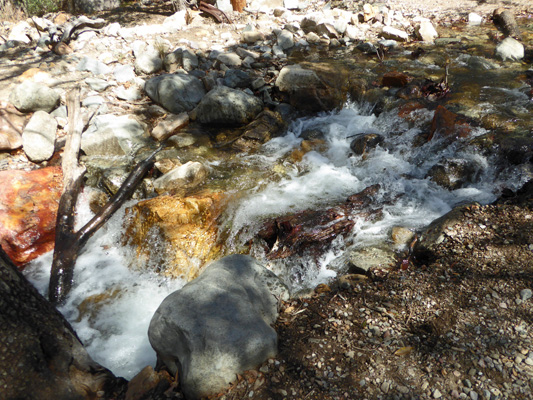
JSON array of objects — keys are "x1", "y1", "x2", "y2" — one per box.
[
  {"x1": 123, "y1": 191, "x2": 228, "y2": 281},
  {"x1": 0, "y1": 166, "x2": 63, "y2": 267},
  {"x1": 429, "y1": 105, "x2": 471, "y2": 141}
]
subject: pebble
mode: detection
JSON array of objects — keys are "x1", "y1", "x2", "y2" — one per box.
[
  {"x1": 433, "y1": 388, "x2": 442, "y2": 398},
  {"x1": 520, "y1": 289, "x2": 532, "y2": 301}
]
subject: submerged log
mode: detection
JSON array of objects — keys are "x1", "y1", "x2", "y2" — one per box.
[{"x1": 257, "y1": 185, "x2": 382, "y2": 259}]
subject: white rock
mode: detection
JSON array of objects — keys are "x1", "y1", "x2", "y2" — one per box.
[
  {"x1": 85, "y1": 77, "x2": 115, "y2": 92},
  {"x1": 103, "y1": 22, "x2": 122, "y2": 36},
  {"x1": 114, "y1": 85, "x2": 142, "y2": 101},
  {"x1": 163, "y1": 10, "x2": 187, "y2": 29},
  {"x1": 22, "y1": 111, "x2": 57, "y2": 162},
  {"x1": 82, "y1": 96, "x2": 106, "y2": 107},
  {"x1": 306, "y1": 31, "x2": 320, "y2": 44},
  {"x1": 495, "y1": 37, "x2": 524, "y2": 61},
  {"x1": 114, "y1": 64, "x2": 136, "y2": 83},
  {"x1": 416, "y1": 20, "x2": 438, "y2": 42},
  {"x1": 381, "y1": 26, "x2": 409, "y2": 41},
  {"x1": 77, "y1": 57, "x2": 112, "y2": 75},
  {"x1": 7, "y1": 21, "x2": 32, "y2": 44},
  {"x1": 217, "y1": 52, "x2": 242, "y2": 67},
  {"x1": 468, "y1": 13, "x2": 483, "y2": 26},
  {"x1": 134, "y1": 43, "x2": 163, "y2": 75}
]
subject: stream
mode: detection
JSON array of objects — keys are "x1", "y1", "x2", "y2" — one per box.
[{"x1": 24, "y1": 20, "x2": 532, "y2": 380}]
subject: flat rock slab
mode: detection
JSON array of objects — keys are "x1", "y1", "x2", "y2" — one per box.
[{"x1": 148, "y1": 254, "x2": 289, "y2": 400}]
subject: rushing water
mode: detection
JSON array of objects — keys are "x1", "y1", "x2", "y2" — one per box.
[{"x1": 24, "y1": 98, "x2": 527, "y2": 379}]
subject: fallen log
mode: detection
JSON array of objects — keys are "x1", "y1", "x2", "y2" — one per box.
[
  {"x1": 48, "y1": 88, "x2": 162, "y2": 304},
  {"x1": 257, "y1": 185, "x2": 382, "y2": 259}
]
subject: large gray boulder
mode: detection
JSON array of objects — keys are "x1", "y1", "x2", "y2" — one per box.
[
  {"x1": 9, "y1": 81, "x2": 60, "y2": 113},
  {"x1": 145, "y1": 74, "x2": 206, "y2": 114},
  {"x1": 148, "y1": 254, "x2": 289, "y2": 400},
  {"x1": 81, "y1": 114, "x2": 147, "y2": 157},
  {"x1": 0, "y1": 247, "x2": 121, "y2": 400},
  {"x1": 193, "y1": 86, "x2": 263, "y2": 126},
  {"x1": 22, "y1": 110, "x2": 57, "y2": 162}
]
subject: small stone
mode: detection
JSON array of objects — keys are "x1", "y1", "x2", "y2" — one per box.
[
  {"x1": 520, "y1": 289, "x2": 532, "y2": 301},
  {"x1": 468, "y1": 13, "x2": 483, "y2": 25},
  {"x1": 381, "y1": 381, "x2": 390, "y2": 393},
  {"x1": 422, "y1": 381, "x2": 429, "y2": 391},
  {"x1": 469, "y1": 390, "x2": 478, "y2": 400},
  {"x1": 433, "y1": 388, "x2": 442, "y2": 398},
  {"x1": 525, "y1": 357, "x2": 533, "y2": 366}
]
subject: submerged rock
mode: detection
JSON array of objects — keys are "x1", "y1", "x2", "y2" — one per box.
[
  {"x1": 153, "y1": 161, "x2": 207, "y2": 195},
  {"x1": 123, "y1": 192, "x2": 227, "y2": 280},
  {"x1": 350, "y1": 133, "x2": 384, "y2": 156},
  {"x1": 148, "y1": 254, "x2": 289, "y2": 400},
  {"x1": 427, "y1": 158, "x2": 480, "y2": 190},
  {"x1": 0, "y1": 167, "x2": 62, "y2": 266}
]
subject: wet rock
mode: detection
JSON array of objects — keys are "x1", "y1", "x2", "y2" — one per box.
[
  {"x1": 232, "y1": 110, "x2": 287, "y2": 152},
  {"x1": 223, "y1": 69, "x2": 253, "y2": 88},
  {"x1": 145, "y1": 74, "x2": 206, "y2": 114},
  {"x1": 492, "y1": 8, "x2": 521, "y2": 39},
  {"x1": 429, "y1": 105, "x2": 471, "y2": 141},
  {"x1": 382, "y1": 71, "x2": 410, "y2": 87},
  {"x1": 0, "y1": 247, "x2": 122, "y2": 399},
  {"x1": 9, "y1": 81, "x2": 60, "y2": 113},
  {"x1": 0, "y1": 104, "x2": 25, "y2": 151},
  {"x1": 495, "y1": 37, "x2": 524, "y2": 61},
  {"x1": 193, "y1": 86, "x2": 263, "y2": 126},
  {"x1": 0, "y1": 167, "x2": 62, "y2": 266},
  {"x1": 134, "y1": 42, "x2": 163, "y2": 75},
  {"x1": 416, "y1": 20, "x2": 438, "y2": 42},
  {"x1": 349, "y1": 247, "x2": 396, "y2": 271},
  {"x1": 381, "y1": 26, "x2": 409, "y2": 42},
  {"x1": 81, "y1": 114, "x2": 147, "y2": 157},
  {"x1": 123, "y1": 192, "x2": 227, "y2": 280},
  {"x1": 153, "y1": 161, "x2": 207, "y2": 195},
  {"x1": 148, "y1": 254, "x2": 289, "y2": 400},
  {"x1": 275, "y1": 63, "x2": 349, "y2": 113},
  {"x1": 427, "y1": 158, "x2": 480, "y2": 190},
  {"x1": 350, "y1": 133, "x2": 384, "y2": 155},
  {"x1": 22, "y1": 111, "x2": 57, "y2": 162},
  {"x1": 151, "y1": 112, "x2": 189, "y2": 141},
  {"x1": 391, "y1": 226, "x2": 415, "y2": 246},
  {"x1": 77, "y1": 56, "x2": 112, "y2": 75}
]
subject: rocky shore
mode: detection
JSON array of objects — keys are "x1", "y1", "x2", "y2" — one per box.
[{"x1": 0, "y1": 0, "x2": 532, "y2": 399}]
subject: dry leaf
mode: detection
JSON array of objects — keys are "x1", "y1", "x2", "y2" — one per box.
[{"x1": 394, "y1": 346, "x2": 414, "y2": 356}]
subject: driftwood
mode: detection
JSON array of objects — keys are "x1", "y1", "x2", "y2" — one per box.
[
  {"x1": 257, "y1": 185, "x2": 382, "y2": 259},
  {"x1": 492, "y1": 8, "x2": 521, "y2": 39},
  {"x1": 198, "y1": 1, "x2": 232, "y2": 23},
  {"x1": 48, "y1": 89, "x2": 162, "y2": 304}
]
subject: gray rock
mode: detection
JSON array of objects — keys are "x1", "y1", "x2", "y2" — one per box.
[
  {"x1": 148, "y1": 254, "x2": 289, "y2": 400},
  {"x1": 277, "y1": 30, "x2": 295, "y2": 50},
  {"x1": 85, "y1": 77, "x2": 115, "y2": 92},
  {"x1": 194, "y1": 86, "x2": 263, "y2": 126},
  {"x1": 301, "y1": 16, "x2": 319, "y2": 33},
  {"x1": 153, "y1": 161, "x2": 207, "y2": 194},
  {"x1": 182, "y1": 49, "x2": 198, "y2": 71},
  {"x1": 316, "y1": 23, "x2": 338, "y2": 39},
  {"x1": 9, "y1": 81, "x2": 60, "y2": 113},
  {"x1": 22, "y1": 111, "x2": 57, "y2": 162},
  {"x1": 495, "y1": 37, "x2": 524, "y2": 61},
  {"x1": 223, "y1": 69, "x2": 253, "y2": 88},
  {"x1": 113, "y1": 64, "x2": 136, "y2": 83},
  {"x1": 74, "y1": 0, "x2": 119, "y2": 13},
  {"x1": 134, "y1": 43, "x2": 163, "y2": 75},
  {"x1": 82, "y1": 95, "x2": 106, "y2": 108},
  {"x1": 520, "y1": 289, "x2": 532, "y2": 301},
  {"x1": 217, "y1": 52, "x2": 242, "y2": 67},
  {"x1": 242, "y1": 30, "x2": 264, "y2": 44},
  {"x1": 164, "y1": 48, "x2": 183, "y2": 72},
  {"x1": 77, "y1": 56, "x2": 112, "y2": 75},
  {"x1": 145, "y1": 74, "x2": 206, "y2": 114},
  {"x1": 81, "y1": 114, "x2": 147, "y2": 157},
  {"x1": 275, "y1": 64, "x2": 321, "y2": 92},
  {"x1": 114, "y1": 85, "x2": 143, "y2": 101}
]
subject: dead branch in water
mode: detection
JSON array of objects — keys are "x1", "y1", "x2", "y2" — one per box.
[{"x1": 48, "y1": 88, "x2": 162, "y2": 305}]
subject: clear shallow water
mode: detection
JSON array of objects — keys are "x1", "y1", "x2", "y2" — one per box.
[{"x1": 23, "y1": 101, "x2": 525, "y2": 379}]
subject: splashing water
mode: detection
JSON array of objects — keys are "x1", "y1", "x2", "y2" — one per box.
[{"x1": 23, "y1": 101, "x2": 525, "y2": 379}]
